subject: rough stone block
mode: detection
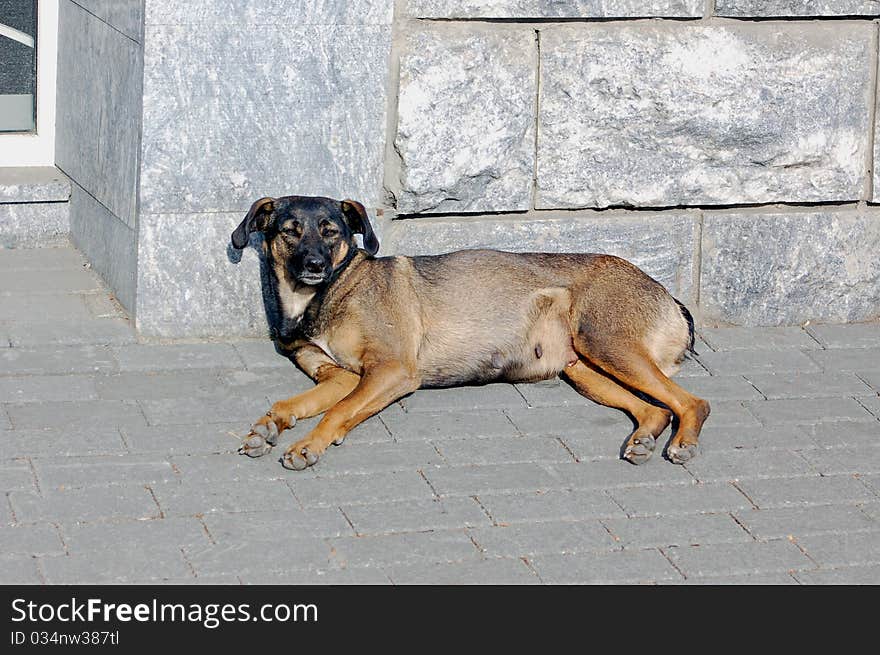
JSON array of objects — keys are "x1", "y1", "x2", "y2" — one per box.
[
  {"x1": 537, "y1": 24, "x2": 873, "y2": 208},
  {"x1": 702, "y1": 211, "x2": 880, "y2": 326},
  {"x1": 144, "y1": 0, "x2": 394, "y2": 26},
  {"x1": 72, "y1": 0, "x2": 144, "y2": 42},
  {"x1": 0, "y1": 167, "x2": 71, "y2": 203},
  {"x1": 383, "y1": 211, "x2": 699, "y2": 305},
  {"x1": 406, "y1": 1, "x2": 703, "y2": 18},
  {"x1": 395, "y1": 24, "x2": 536, "y2": 213},
  {"x1": 716, "y1": 1, "x2": 880, "y2": 16},
  {"x1": 0, "y1": 203, "x2": 69, "y2": 248}
]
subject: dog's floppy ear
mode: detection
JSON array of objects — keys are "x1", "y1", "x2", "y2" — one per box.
[
  {"x1": 341, "y1": 199, "x2": 379, "y2": 256},
  {"x1": 231, "y1": 197, "x2": 276, "y2": 249}
]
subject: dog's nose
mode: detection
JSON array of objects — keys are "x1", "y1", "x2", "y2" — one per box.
[{"x1": 304, "y1": 258, "x2": 324, "y2": 274}]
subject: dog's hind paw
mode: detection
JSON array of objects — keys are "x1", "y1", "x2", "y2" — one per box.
[
  {"x1": 667, "y1": 442, "x2": 698, "y2": 464},
  {"x1": 623, "y1": 435, "x2": 655, "y2": 465}
]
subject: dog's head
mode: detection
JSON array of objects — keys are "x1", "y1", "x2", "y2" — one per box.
[{"x1": 231, "y1": 195, "x2": 379, "y2": 286}]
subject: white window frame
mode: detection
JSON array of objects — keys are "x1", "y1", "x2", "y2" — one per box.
[{"x1": 0, "y1": 0, "x2": 58, "y2": 166}]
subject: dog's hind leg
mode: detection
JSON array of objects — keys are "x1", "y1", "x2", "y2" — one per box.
[
  {"x1": 562, "y1": 360, "x2": 673, "y2": 464},
  {"x1": 240, "y1": 346, "x2": 360, "y2": 458}
]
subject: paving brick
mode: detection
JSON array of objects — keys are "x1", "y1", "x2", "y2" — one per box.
[
  {"x1": 0, "y1": 246, "x2": 85, "y2": 271},
  {"x1": 398, "y1": 383, "x2": 527, "y2": 412},
  {"x1": 33, "y1": 455, "x2": 177, "y2": 490},
  {"x1": 703, "y1": 400, "x2": 763, "y2": 428},
  {"x1": 328, "y1": 530, "x2": 480, "y2": 569},
  {"x1": 677, "y1": 355, "x2": 710, "y2": 377},
  {"x1": 608, "y1": 482, "x2": 752, "y2": 517},
  {"x1": 806, "y1": 421, "x2": 880, "y2": 449},
  {"x1": 204, "y1": 508, "x2": 353, "y2": 542},
  {"x1": 342, "y1": 497, "x2": 488, "y2": 535},
  {"x1": 560, "y1": 430, "x2": 634, "y2": 462},
  {"x1": 860, "y1": 502, "x2": 880, "y2": 522},
  {"x1": 62, "y1": 517, "x2": 210, "y2": 553},
  {"x1": 82, "y1": 292, "x2": 126, "y2": 319},
  {"x1": 0, "y1": 497, "x2": 13, "y2": 526},
  {"x1": 0, "y1": 462, "x2": 37, "y2": 493},
  {"x1": 122, "y1": 423, "x2": 247, "y2": 456},
  {"x1": 736, "y1": 474, "x2": 876, "y2": 509},
  {"x1": 530, "y1": 549, "x2": 682, "y2": 584},
  {"x1": 312, "y1": 440, "x2": 443, "y2": 476},
  {"x1": 220, "y1": 367, "x2": 315, "y2": 400},
  {"x1": 423, "y1": 463, "x2": 563, "y2": 497},
  {"x1": 111, "y1": 343, "x2": 243, "y2": 372},
  {"x1": 745, "y1": 372, "x2": 873, "y2": 399},
  {"x1": 794, "y1": 564, "x2": 880, "y2": 584},
  {"x1": 796, "y1": 532, "x2": 880, "y2": 568},
  {"x1": 603, "y1": 513, "x2": 751, "y2": 549},
  {"x1": 0, "y1": 375, "x2": 97, "y2": 403},
  {"x1": 151, "y1": 480, "x2": 297, "y2": 517},
  {"x1": 670, "y1": 572, "x2": 799, "y2": 585},
  {"x1": 0, "y1": 524, "x2": 66, "y2": 559},
  {"x1": 139, "y1": 394, "x2": 269, "y2": 427},
  {"x1": 698, "y1": 350, "x2": 820, "y2": 376},
  {"x1": 0, "y1": 293, "x2": 92, "y2": 320},
  {"x1": 799, "y1": 447, "x2": 880, "y2": 476},
  {"x1": 859, "y1": 371, "x2": 880, "y2": 392},
  {"x1": 747, "y1": 397, "x2": 875, "y2": 426},
  {"x1": 435, "y1": 436, "x2": 573, "y2": 466},
  {"x1": 242, "y1": 567, "x2": 391, "y2": 585},
  {"x1": 808, "y1": 348, "x2": 880, "y2": 372},
  {"x1": 381, "y1": 407, "x2": 519, "y2": 441},
  {"x1": 231, "y1": 340, "x2": 296, "y2": 370},
  {"x1": 683, "y1": 449, "x2": 815, "y2": 482},
  {"x1": 695, "y1": 424, "x2": 809, "y2": 452},
  {"x1": 290, "y1": 470, "x2": 434, "y2": 508},
  {"x1": 0, "y1": 406, "x2": 11, "y2": 430},
  {"x1": 860, "y1": 474, "x2": 880, "y2": 496},
  {"x1": 0, "y1": 558, "x2": 42, "y2": 584},
  {"x1": 681, "y1": 376, "x2": 764, "y2": 401},
  {"x1": 550, "y1": 459, "x2": 695, "y2": 491},
  {"x1": 514, "y1": 378, "x2": 595, "y2": 407},
  {"x1": 858, "y1": 395, "x2": 880, "y2": 418},
  {"x1": 505, "y1": 404, "x2": 632, "y2": 439},
  {"x1": 5, "y1": 400, "x2": 146, "y2": 430},
  {"x1": 469, "y1": 520, "x2": 617, "y2": 557},
  {"x1": 1, "y1": 427, "x2": 127, "y2": 457},
  {"x1": 807, "y1": 323, "x2": 880, "y2": 349},
  {"x1": 665, "y1": 540, "x2": 814, "y2": 578},
  {"x1": 477, "y1": 489, "x2": 625, "y2": 525},
  {"x1": 6, "y1": 318, "x2": 134, "y2": 347},
  {"x1": 40, "y1": 545, "x2": 193, "y2": 583},
  {"x1": 184, "y1": 537, "x2": 335, "y2": 577},
  {"x1": 10, "y1": 486, "x2": 161, "y2": 524},
  {"x1": 734, "y1": 505, "x2": 879, "y2": 541},
  {"x1": 94, "y1": 371, "x2": 226, "y2": 401},
  {"x1": 0, "y1": 345, "x2": 117, "y2": 375},
  {"x1": 700, "y1": 327, "x2": 819, "y2": 351},
  {"x1": 388, "y1": 558, "x2": 539, "y2": 584},
  {"x1": 0, "y1": 268, "x2": 101, "y2": 294}
]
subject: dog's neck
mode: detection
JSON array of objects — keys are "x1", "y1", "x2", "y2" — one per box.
[{"x1": 276, "y1": 281, "x2": 316, "y2": 324}]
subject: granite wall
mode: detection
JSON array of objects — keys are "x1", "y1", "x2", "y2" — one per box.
[{"x1": 56, "y1": 1, "x2": 880, "y2": 335}]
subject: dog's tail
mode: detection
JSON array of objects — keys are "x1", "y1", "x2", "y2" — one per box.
[{"x1": 674, "y1": 297, "x2": 698, "y2": 356}]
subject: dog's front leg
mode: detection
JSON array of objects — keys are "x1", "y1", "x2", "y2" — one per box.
[{"x1": 281, "y1": 362, "x2": 420, "y2": 470}]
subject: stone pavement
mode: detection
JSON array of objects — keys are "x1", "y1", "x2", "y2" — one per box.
[{"x1": 1, "y1": 245, "x2": 879, "y2": 585}]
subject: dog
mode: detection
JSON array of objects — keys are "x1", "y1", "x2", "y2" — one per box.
[{"x1": 231, "y1": 195, "x2": 710, "y2": 471}]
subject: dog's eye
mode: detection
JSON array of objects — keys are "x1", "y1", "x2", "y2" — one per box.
[
  {"x1": 281, "y1": 223, "x2": 301, "y2": 236},
  {"x1": 321, "y1": 226, "x2": 339, "y2": 238}
]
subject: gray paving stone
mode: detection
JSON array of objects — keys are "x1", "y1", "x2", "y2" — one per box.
[
  {"x1": 435, "y1": 436, "x2": 573, "y2": 466},
  {"x1": 41, "y1": 545, "x2": 193, "y2": 583},
  {"x1": 794, "y1": 564, "x2": 880, "y2": 585},
  {"x1": 859, "y1": 502, "x2": 880, "y2": 522},
  {"x1": 381, "y1": 408, "x2": 519, "y2": 441},
  {"x1": 808, "y1": 348, "x2": 880, "y2": 373},
  {"x1": 0, "y1": 524, "x2": 66, "y2": 559},
  {"x1": 807, "y1": 323, "x2": 880, "y2": 349},
  {"x1": 329, "y1": 530, "x2": 480, "y2": 569},
  {"x1": 477, "y1": 489, "x2": 625, "y2": 525},
  {"x1": 0, "y1": 558, "x2": 43, "y2": 584},
  {"x1": 736, "y1": 474, "x2": 877, "y2": 509},
  {"x1": 806, "y1": 421, "x2": 880, "y2": 449},
  {"x1": 670, "y1": 571, "x2": 799, "y2": 585},
  {"x1": 0, "y1": 407, "x2": 11, "y2": 430},
  {"x1": 514, "y1": 378, "x2": 600, "y2": 408},
  {"x1": 857, "y1": 371, "x2": 880, "y2": 392},
  {"x1": 681, "y1": 376, "x2": 764, "y2": 401},
  {"x1": 184, "y1": 537, "x2": 335, "y2": 577},
  {"x1": 0, "y1": 496, "x2": 13, "y2": 526},
  {"x1": 550, "y1": 459, "x2": 696, "y2": 491},
  {"x1": 139, "y1": 394, "x2": 269, "y2": 426},
  {"x1": 399, "y1": 384, "x2": 528, "y2": 412},
  {"x1": 231, "y1": 340, "x2": 296, "y2": 370},
  {"x1": 745, "y1": 372, "x2": 873, "y2": 400},
  {"x1": 151, "y1": 479, "x2": 298, "y2": 517},
  {"x1": 4, "y1": 400, "x2": 146, "y2": 430},
  {"x1": 684, "y1": 449, "x2": 815, "y2": 483},
  {"x1": 746, "y1": 397, "x2": 876, "y2": 426},
  {"x1": 858, "y1": 395, "x2": 880, "y2": 418},
  {"x1": 220, "y1": 367, "x2": 315, "y2": 400},
  {"x1": 665, "y1": 540, "x2": 814, "y2": 578},
  {"x1": 608, "y1": 482, "x2": 753, "y2": 518},
  {"x1": 2, "y1": 427, "x2": 127, "y2": 457},
  {"x1": 505, "y1": 404, "x2": 632, "y2": 439},
  {"x1": 204, "y1": 508, "x2": 353, "y2": 542},
  {"x1": 677, "y1": 356, "x2": 711, "y2": 377},
  {"x1": 530, "y1": 549, "x2": 682, "y2": 584},
  {"x1": 94, "y1": 371, "x2": 226, "y2": 401},
  {"x1": 6, "y1": 318, "x2": 135, "y2": 347},
  {"x1": 799, "y1": 447, "x2": 880, "y2": 476},
  {"x1": 0, "y1": 375, "x2": 98, "y2": 403},
  {"x1": 62, "y1": 517, "x2": 210, "y2": 554},
  {"x1": 388, "y1": 557, "x2": 539, "y2": 585},
  {"x1": 698, "y1": 349, "x2": 821, "y2": 376},
  {"x1": 796, "y1": 532, "x2": 880, "y2": 568},
  {"x1": 0, "y1": 345, "x2": 117, "y2": 375},
  {"x1": 342, "y1": 497, "x2": 489, "y2": 535},
  {"x1": 470, "y1": 520, "x2": 617, "y2": 558},
  {"x1": 0, "y1": 293, "x2": 92, "y2": 320},
  {"x1": 10, "y1": 486, "x2": 161, "y2": 524},
  {"x1": 111, "y1": 343, "x2": 244, "y2": 372},
  {"x1": 290, "y1": 470, "x2": 434, "y2": 508},
  {"x1": 242, "y1": 568, "x2": 391, "y2": 585},
  {"x1": 697, "y1": 424, "x2": 809, "y2": 452},
  {"x1": 860, "y1": 474, "x2": 880, "y2": 496},
  {"x1": 603, "y1": 513, "x2": 751, "y2": 549},
  {"x1": 423, "y1": 463, "x2": 563, "y2": 497},
  {"x1": 0, "y1": 462, "x2": 37, "y2": 493},
  {"x1": 700, "y1": 327, "x2": 820, "y2": 351},
  {"x1": 310, "y1": 441, "x2": 443, "y2": 476},
  {"x1": 33, "y1": 455, "x2": 177, "y2": 490},
  {"x1": 734, "y1": 505, "x2": 879, "y2": 541},
  {"x1": 560, "y1": 430, "x2": 636, "y2": 462},
  {"x1": 703, "y1": 400, "x2": 763, "y2": 428},
  {"x1": 0, "y1": 269, "x2": 102, "y2": 295},
  {"x1": 82, "y1": 292, "x2": 127, "y2": 319},
  {"x1": 0, "y1": 246, "x2": 84, "y2": 271}
]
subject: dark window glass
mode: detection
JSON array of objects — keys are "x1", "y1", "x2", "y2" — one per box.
[{"x1": 0, "y1": 0, "x2": 38, "y2": 132}]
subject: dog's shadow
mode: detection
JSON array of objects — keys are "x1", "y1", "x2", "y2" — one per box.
[{"x1": 227, "y1": 237, "x2": 295, "y2": 360}]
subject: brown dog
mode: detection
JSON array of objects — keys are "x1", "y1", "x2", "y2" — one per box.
[{"x1": 231, "y1": 195, "x2": 710, "y2": 470}]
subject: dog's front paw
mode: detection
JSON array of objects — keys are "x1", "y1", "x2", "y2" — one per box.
[
  {"x1": 666, "y1": 441, "x2": 699, "y2": 464},
  {"x1": 623, "y1": 434, "x2": 655, "y2": 465},
  {"x1": 281, "y1": 435, "x2": 329, "y2": 471},
  {"x1": 239, "y1": 414, "x2": 295, "y2": 458}
]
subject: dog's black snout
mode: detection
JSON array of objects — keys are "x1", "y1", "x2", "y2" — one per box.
[{"x1": 304, "y1": 257, "x2": 324, "y2": 274}]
